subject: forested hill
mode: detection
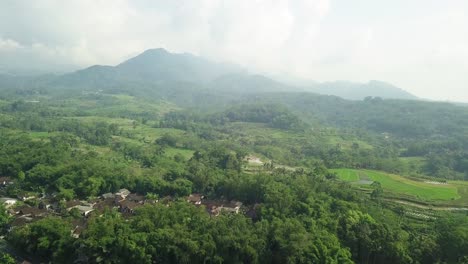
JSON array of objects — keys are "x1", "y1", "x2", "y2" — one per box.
[{"x1": 241, "y1": 92, "x2": 468, "y2": 139}]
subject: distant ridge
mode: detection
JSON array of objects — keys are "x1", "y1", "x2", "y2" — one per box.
[
  {"x1": 305, "y1": 80, "x2": 418, "y2": 100},
  {"x1": 1, "y1": 48, "x2": 417, "y2": 101}
]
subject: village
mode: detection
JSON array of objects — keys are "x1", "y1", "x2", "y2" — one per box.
[{"x1": 0, "y1": 176, "x2": 252, "y2": 238}]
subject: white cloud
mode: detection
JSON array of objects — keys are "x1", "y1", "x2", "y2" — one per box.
[
  {"x1": 0, "y1": 38, "x2": 22, "y2": 50},
  {"x1": 0, "y1": 0, "x2": 331, "y2": 68}
]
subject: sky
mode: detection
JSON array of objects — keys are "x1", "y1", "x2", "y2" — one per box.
[{"x1": 0, "y1": 0, "x2": 467, "y2": 101}]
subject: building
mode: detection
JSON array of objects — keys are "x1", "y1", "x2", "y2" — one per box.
[
  {"x1": 101, "y1": 193, "x2": 114, "y2": 199},
  {"x1": 17, "y1": 206, "x2": 48, "y2": 218},
  {"x1": 186, "y1": 194, "x2": 204, "y2": 205},
  {"x1": 71, "y1": 205, "x2": 94, "y2": 216},
  {"x1": 118, "y1": 200, "x2": 141, "y2": 215},
  {"x1": 0, "y1": 197, "x2": 18, "y2": 208},
  {"x1": 115, "y1": 189, "x2": 131, "y2": 200},
  {"x1": 0, "y1": 177, "x2": 13, "y2": 187},
  {"x1": 201, "y1": 200, "x2": 243, "y2": 216}
]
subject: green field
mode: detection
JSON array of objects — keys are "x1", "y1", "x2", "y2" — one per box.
[
  {"x1": 331, "y1": 168, "x2": 461, "y2": 202},
  {"x1": 332, "y1": 169, "x2": 360, "y2": 181}
]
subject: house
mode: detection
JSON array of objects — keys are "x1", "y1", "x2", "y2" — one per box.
[
  {"x1": 0, "y1": 197, "x2": 18, "y2": 208},
  {"x1": 64, "y1": 200, "x2": 82, "y2": 211},
  {"x1": 186, "y1": 194, "x2": 204, "y2": 205},
  {"x1": 17, "y1": 192, "x2": 36, "y2": 201},
  {"x1": 201, "y1": 200, "x2": 243, "y2": 216},
  {"x1": 126, "y1": 193, "x2": 145, "y2": 203},
  {"x1": 71, "y1": 226, "x2": 85, "y2": 239},
  {"x1": 38, "y1": 200, "x2": 53, "y2": 210},
  {"x1": 115, "y1": 188, "x2": 131, "y2": 199},
  {"x1": 93, "y1": 198, "x2": 118, "y2": 214},
  {"x1": 159, "y1": 196, "x2": 173, "y2": 205},
  {"x1": 71, "y1": 205, "x2": 94, "y2": 216},
  {"x1": 10, "y1": 216, "x2": 34, "y2": 228},
  {"x1": 70, "y1": 219, "x2": 87, "y2": 238},
  {"x1": 0, "y1": 177, "x2": 13, "y2": 187},
  {"x1": 118, "y1": 200, "x2": 141, "y2": 215},
  {"x1": 202, "y1": 200, "x2": 223, "y2": 216},
  {"x1": 101, "y1": 192, "x2": 114, "y2": 199},
  {"x1": 17, "y1": 206, "x2": 48, "y2": 218},
  {"x1": 222, "y1": 201, "x2": 243, "y2": 214}
]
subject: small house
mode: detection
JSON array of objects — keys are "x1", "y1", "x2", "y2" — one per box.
[
  {"x1": 115, "y1": 189, "x2": 131, "y2": 200},
  {"x1": 72, "y1": 205, "x2": 94, "y2": 216},
  {"x1": 17, "y1": 192, "x2": 36, "y2": 201},
  {"x1": 118, "y1": 200, "x2": 141, "y2": 215},
  {"x1": 0, "y1": 197, "x2": 18, "y2": 208},
  {"x1": 201, "y1": 200, "x2": 242, "y2": 216},
  {"x1": 17, "y1": 206, "x2": 48, "y2": 218},
  {"x1": 187, "y1": 194, "x2": 204, "y2": 205},
  {"x1": 93, "y1": 198, "x2": 118, "y2": 214},
  {"x1": 101, "y1": 193, "x2": 114, "y2": 199},
  {"x1": 222, "y1": 201, "x2": 243, "y2": 214},
  {"x1": 126, "y1": 193, "x2": 145, "y2": 203},
  {"x1": 0, "y1": 177, "x2": 13, "y2": 187}
]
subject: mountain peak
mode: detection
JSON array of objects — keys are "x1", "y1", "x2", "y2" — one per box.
[
  {"x1": 140, "y1": 48, "x2": 169, "y2": 56},
  {"x1": 108, "y1": 48, "x2": 242, "y2": 83},
  {"x1": 118, "y1": 48, "x2": 171, "y2": 67}
]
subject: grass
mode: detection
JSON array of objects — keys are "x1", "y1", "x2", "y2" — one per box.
[
  {"x1": 447, "y1": 180, "x2": 468, "y2": 206},
  {"x1": 29, "y1": 131, "x2": 61, "y2": 139},
  {"x1": 330, "y1": 169, "x2": 360, "y2": 181},
  {"x1": 331, "y1": 168, "x2": 461, "y2": 202}
]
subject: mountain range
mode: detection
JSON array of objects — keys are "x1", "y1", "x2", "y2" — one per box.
[{"x1": 0, "y1": 48, "x2": 417, "y2": 101}]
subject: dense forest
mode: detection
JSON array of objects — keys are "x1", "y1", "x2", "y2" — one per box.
[{"x1": 0, "y1": 49, "x2": 467, "y2": 263}]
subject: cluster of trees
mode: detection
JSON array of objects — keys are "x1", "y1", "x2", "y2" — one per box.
[
  {"x1": 157, "y1": 103, "x2": 306, "y2": 131},
  {"x1": 0, "y1": 111, "x2": 118, "y2": 146},
  {"x1": 221, "y1": 104, "x2": 306, "y2": 130},
  {"x1": 0, "y1": 132, "x2": 133, "y2": 198},
  {"x1": 403, "y1": 141, "x2": 468, "y2": 179}
]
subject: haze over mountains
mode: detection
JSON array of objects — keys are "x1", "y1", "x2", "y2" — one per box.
[{"x1": 1, "y1": 48, "x2": 417, "y2": 101}]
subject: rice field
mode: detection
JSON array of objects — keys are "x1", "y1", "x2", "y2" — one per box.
[{"x1": 330, "y1": 168, "x2": 461, "y2": 202}]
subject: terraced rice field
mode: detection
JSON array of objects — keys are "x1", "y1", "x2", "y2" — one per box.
[{"x1": 330, "y1": 169, "x2": 461, "y2": 202}]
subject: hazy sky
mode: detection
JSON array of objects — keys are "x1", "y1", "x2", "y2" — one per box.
[{"x1": 1, "y1": 0, "x2": 467, "y2": 101}]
